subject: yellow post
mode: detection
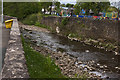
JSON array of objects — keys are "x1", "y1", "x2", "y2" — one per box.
[
  {"x1": 5, "y1": 19, "x2": 13, "y2": 29},
  {"x1": 77, "y1": 15, "x2": 78, "y2": 17},
  {"x1": 105, "y1": 13, "x2": 107, "y2": 17}
]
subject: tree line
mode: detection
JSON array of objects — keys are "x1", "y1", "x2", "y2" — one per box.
[
  {"x1": 3, "y1": 1, "x2": 117, "y2": 19},
  {"x1": 3, "y1": 2, "x2": 60, "y2": 20},
  {"x1": 74, "y1": 2, "x2": 110, "y2": 15}
]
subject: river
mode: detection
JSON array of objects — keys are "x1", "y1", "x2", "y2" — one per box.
[{"x1": 21, "y1": 28, "x2": 120, "y2": 79}]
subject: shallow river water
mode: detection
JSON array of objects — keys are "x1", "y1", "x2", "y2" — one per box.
[{"x1": 22, "y1": 29, "x2": 120, "y2": 79}]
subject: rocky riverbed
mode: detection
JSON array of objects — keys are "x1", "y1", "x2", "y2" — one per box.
[
  {"x1": 19, "y1": 23, "x2": 120, "y2": 79},
  {"x1": 32, "y1": 45, "x2": 102, "y2": 78}
]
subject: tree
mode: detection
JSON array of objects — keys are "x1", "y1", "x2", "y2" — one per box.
[
  {"x1": 3, "y1": 1, "x2": 60, "y2": 19},
  {"x1": 66, "y1": 3, "x2": 74, "y2": 8},
  {"x1": 3, "y1": 2, "x2": 41, "y2": 20},
  {"x1": 91, "y1": 2, "x2": 110, "y2": 15},
  {"x1": 74, "y1": 0, "x2": 110, "y2": 15},
  {"x1": 73, "y1": 4, "x2": 81, "y2": 15},
  {"x1": 55, "y1": 2, "x2": 60, "y2": 8},
  {"x1": 41, "y1": 2, "x2": 52, "y2": 14},
  {"x1": 61, "y1": 4, "x2": 66, "y2": 7},
  {"x1": 107, "y1": 6, "x2": 118, "y2": 12},
  {"x1": 55, "y1": 2, "x2": 60, "y2": 13}
]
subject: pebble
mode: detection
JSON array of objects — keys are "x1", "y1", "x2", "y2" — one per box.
[
  {"x1": 78, "y1": 61, "x2": 82, "y2": 64},
  {"x1": 100, "y1": 66, "x2": 104, "y2": 69},
  {"x1": 104, "y1": 65, "x2": 107, "y2": 68},
  {"x1": 115, "y1": 67, "x2": 118, "y2": 69},
  {"x1": 115, "y1": 52, "x2": 118, "y2": 55},
  {"x1": 28, "y1": 31, "x2": 32, "y2": 34},
  {"x1": 112, "y1": 57, "x2": 115, "y2": 59},
  {"x1": 97, "y1": 63, "x2": 100, "y2": 66},
  {"x1": 11, "y1": 49, "x2": 15, "y2": 52},
  {"x1": 85, "y1": 50, "x2": 90, "y2": 52}
]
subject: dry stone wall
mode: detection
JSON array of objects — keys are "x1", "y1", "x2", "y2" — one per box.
[{"x1": 41, "y1": 17, "x2": 120, "y2": 43}]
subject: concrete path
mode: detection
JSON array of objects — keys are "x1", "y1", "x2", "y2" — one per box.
[
  {"x1": 1, "y1": 24, "x2": 10, "y2": 68},
  {"x1": 0, "y1": 23, "x2": 10, "y2": 79}
]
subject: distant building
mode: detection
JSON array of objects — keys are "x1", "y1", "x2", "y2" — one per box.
[
  {"x1": 50, "y1": 5, "x2": 57, "y2": 14},
  {"x1": 60, "y1": 7, "x2": 74, "y2": 16},
  {"x1": 42, "y1": 5, "x2": 57, "y2": 15},
  {"x1": 89, "y1": 9, "x2": 94, "y2": 15}
]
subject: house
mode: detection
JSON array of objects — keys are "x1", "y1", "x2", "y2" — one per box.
[
  {"x1": 41, "y1": 5, "x2": 57, "y2": 15},
  {"x1": 60, "y1": 7, "x2": 74, "y2": 16}
]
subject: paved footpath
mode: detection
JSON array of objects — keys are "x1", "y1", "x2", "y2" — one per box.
[
  {"x1": 2, "y1": 19, "x2": 29, "y2": 78},
  {"x1": 0, "y1": 23, "x2": 10, "y2": 80},
  {"x1": 0, "y1": 23, "x2": 10, "y2": 69}
]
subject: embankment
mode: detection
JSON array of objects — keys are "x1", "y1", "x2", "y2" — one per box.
[{"x1": 39, "y1": 17, "x2": 120, "y2": 54}]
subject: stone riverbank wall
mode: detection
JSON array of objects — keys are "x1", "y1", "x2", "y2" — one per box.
[
  {"x1": 1, "y1": 16, "x2": 29, "y2": 78},
  {"x1": 40, "y1": 17, "x2": 120, "y2": 53}
]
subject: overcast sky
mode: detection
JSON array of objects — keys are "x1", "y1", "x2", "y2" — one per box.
[{"x1": 59, "y1": 0, "x2": 76, "y2": 4}]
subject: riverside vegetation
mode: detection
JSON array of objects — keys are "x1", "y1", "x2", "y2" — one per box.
[{"x1": 21, "y1": 35, "x2": 65, "y2": 78}]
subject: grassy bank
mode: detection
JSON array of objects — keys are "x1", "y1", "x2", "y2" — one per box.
[
  {"x1": 21, "y1": 36, "x2": 65, "y2": 78},
  {"x1": 22, "y1": 13, "x2": 51, "y2": 30}
]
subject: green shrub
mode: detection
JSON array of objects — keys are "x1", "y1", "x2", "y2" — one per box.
[
  {"x1": 34, "y1": 22, "x2": 41, "y2": 26},
  {"x1": 37, "y1": 12, "x2": 44, "y2": 20},
  {"x1": 22, "y1": 14, "x2": 38, "y2": 25},
  {"x1": 35, "y1": 22, "x2": 51, "y2": 30},
  {"x1": 77, "y1": 21, "x2": 80, "y2": 24},
  {"x1": 81, "y1": 24, "x2": 85, "y2": 28},
  {"x1": 61, "y1": 18, "x2": 69, "y2": 25}
]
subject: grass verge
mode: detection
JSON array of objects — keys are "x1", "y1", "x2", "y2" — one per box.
[{"x1": 21, "y1": 35, "x2": 65, "y2": 78}]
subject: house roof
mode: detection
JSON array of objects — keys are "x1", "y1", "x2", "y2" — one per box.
[
  {"x1": 61, "y1": 7, "x2": 74, "y2": 10},
  {"x1": 61, "y1": 7, "x2": 68, "y2": 10}
]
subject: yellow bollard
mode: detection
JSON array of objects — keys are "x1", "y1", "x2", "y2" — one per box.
[
  {"x1": 77, "y1": 15, "x2": 79, "y2": 17},
  {"x1": 5, "y1": 19, "x2": 13, "y2": 29}
]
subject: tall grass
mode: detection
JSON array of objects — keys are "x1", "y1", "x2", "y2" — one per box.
[{"x1": 21, "y1": 36, "x2": 65, "y2": 78}]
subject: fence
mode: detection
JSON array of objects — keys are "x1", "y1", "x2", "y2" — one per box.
[{"x1": 72, "y1": 14, "x2": 119, "y2": 20}]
